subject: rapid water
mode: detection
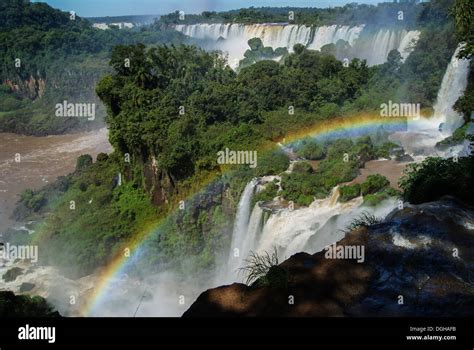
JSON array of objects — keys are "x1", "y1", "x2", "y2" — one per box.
[{"x1": 174, "y1": 23, "x2": 420, "y2": 68}]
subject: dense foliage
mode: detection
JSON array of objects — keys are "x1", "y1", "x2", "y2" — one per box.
[
  {"x1": 452, "y1": 0, "x2": 474, "y2": 59},
  {"x1": 238, "y1": 38, "x2": 288, "y2": 70},
  {"x1": 157, "y1": 3, "x2": 421, "y2": 27},
  {"x1": 339, "y1": 184, "x2": 360, "y2": 202},
  {"x1": 399, "y1": 155, "x2": 474, "y2": 205},
  {"x1": 97, "y1": 43, "x2": 372, "y2": 187},
  {"x1": 18, "y1": 154, "x2": 158, "y2": 276},
  {"x1": 0, "y1": 0, "x2": 184, "y2": 135},
  {"x1": 281, "y1": 137, "x2": 396, "y2": 206},
  {"x1": 0, "y1": 291, "x2": 59, "y2": 317},
  {"x1": 360, "y1": 174, "x2": 390, "y2": 195}
]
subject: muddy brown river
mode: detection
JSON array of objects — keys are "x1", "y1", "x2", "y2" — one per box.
[{"x1": 0, "y1": 128, "x2": 112, "y2": 233}]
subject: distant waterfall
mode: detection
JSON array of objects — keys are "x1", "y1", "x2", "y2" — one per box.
[
  {"x1": 174, "y1": 23, "x2": 420, "y2": 68},
  {"x1": 432, "y1": 44, "x2": 470, "y2": 135},
  {"x1": 353, "y1": 29, "x2": 420, "y2": 66},
  {"x1": 307, "y1": 24, "x2": 364, "y2": 50},
  {"x1": 397, "y1": 30, "x2": 421, "y2": 61},
  {"x1": 175, "y1": 23, "x2": 314, "y2": 48}
]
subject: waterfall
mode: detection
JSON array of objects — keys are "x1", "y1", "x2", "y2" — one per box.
[
  {"x1": 174, "y1": 23, "x2": 420, "y2": 68},
  {"x1": 390, "y1": 43, "x2": 470, "y2": 157},
  {"x1": 432, "y1": 44, "x2": 470, "y2": 135},
  {"x1": 254, "y1": 187, "x2": 357, "y2": 260},
  {"x1": 254, "y1": 189, "x2": 398, "y2": 262},
  {"x1": 225, "y1": 179, "x2": 258, "y2": 280},
  {"x1": 353, "y1": 29, "x2": 420, "y2": 66},
  {"x1": 175, "y1": 23, "x2": 313, "y2": 48},
  {"x1": 397, "y1": 30, "x2": 421, "y2": 61},
  {"x1": 239, "y1": 204, "x2": 264, "y2": 263},
  {"x1": 307, "y1": 24, "x2": 364, "y2": 50},
  {"x1": 221, "y1": 181, "x2": 398, "y2": 285}
]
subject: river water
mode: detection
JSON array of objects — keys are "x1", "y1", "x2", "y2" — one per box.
[{"x1": 0, "y1": 128, "x2": 112, "y2": 234}]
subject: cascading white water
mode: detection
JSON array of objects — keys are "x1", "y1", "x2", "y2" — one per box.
[
  {"x1": 255, "y1": 187, "x2": 363, "y2": 260},
  {"x1": 175, "y1": 23, "x2": 314, "y2": 47},
  {"x1": 397, "y1": 30, "x2": 421, "y2": 61},
  {"x1": 256, "y1": 192, "x2": 397, "y2": 260},
  {"x1": 390, "y1": 43, "x2": 470, "y2": 157},
  {"x1": 174, "y1": 23, "x2": 420, "y2": 68},
  {"x1": 175, "y1": 23, "x2": 315, "y2": 68},
  {"x1": 239, "y1": 204, "x2": 264, "y2": 262},
  {"x1": 223, "y1": 184, "x2": 398, "y2": 283},
  {"x1": 307, "y1": 24, "x2": 364, "y2": 50},
  {"x1": 432, "y1": 44, "x2": 470, "y2": 134},
  {"x1": 224, "y1": 179, "x2": 258, "y2": 280},
  {"x1": 353, "y1": 29, "x2": 420, "y2": 66}
]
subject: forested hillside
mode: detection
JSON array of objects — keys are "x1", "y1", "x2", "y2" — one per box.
[{"x1": 0, "y1": 0, "x2": 184, "y2": 135}]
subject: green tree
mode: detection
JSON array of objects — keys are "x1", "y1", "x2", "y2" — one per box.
[{"x1": 361, "y1": 174, "x2": 390, "y2": 195}]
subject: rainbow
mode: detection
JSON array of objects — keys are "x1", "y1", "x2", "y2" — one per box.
[{"x1": 81, "y1": 113, "x2": 408, "y2": 316}]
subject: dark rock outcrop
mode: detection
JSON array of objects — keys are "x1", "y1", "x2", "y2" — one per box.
[
  {"x1": 184, "y1": 197, "x2": 474, "y2": 317},
  {"x1": 19, "y1": 282, "x2": 35, "y2": 292},
  {"x1": 0, "y1": 291, "x2": 60, "y2": 317},
  {"x1": 2, "y1": 267, "x2": 24, "y2": 283}
]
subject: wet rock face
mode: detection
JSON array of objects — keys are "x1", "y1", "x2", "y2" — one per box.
[{"x1": 184, "y1": 197, "x2": 474, "y2": 317}]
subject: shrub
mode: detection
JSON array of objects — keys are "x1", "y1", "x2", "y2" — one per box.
[
  {"x1": 76, "y1": 154, "x2": 93, "y2": 171},
  {"x1": 339, "y1": 183, "x2": 361, "y2": 202},
  {"x1": 239, "y1": 248, "x2": 287, "y2": 289},
  {"x1": 254, "y1": 182, "x2": 279, "y2": 204},
  {"x1": 20, "y1": 189, "x2": 46, "y2": 211},
  {"x1": 363, "y1": 188, "x2": 399, "y2": 206},
  {"x1": 399, "y1": 155, "x2": 474, "y2": 204},
  {"x1": 343, "y1": 211, "x2": 382, "y2": 233},
  {"x1": 254, "y1": 150, "x2": 289, "y2": 176},
  {"x1": 374, "y1": 141, "x2": 400, "y2": 159},
  {"x1": 280, "y1": 172, "x2": 320, "y2": 206},
  {"x1": 292, "y1": 161, "x2": 314, "y2": 174},
  {"x1": 360, "y1": 174, "x2": 390, "y2": 195},
  {"x1": 296, "y1": 138, "x2": 325, "y2": 160},
  {"x1": 0, "y1": 291, "x2": 59, "y2": 317},
  {"x1": 96, "y1": 153, "x2": 109, "y2": 162}
]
